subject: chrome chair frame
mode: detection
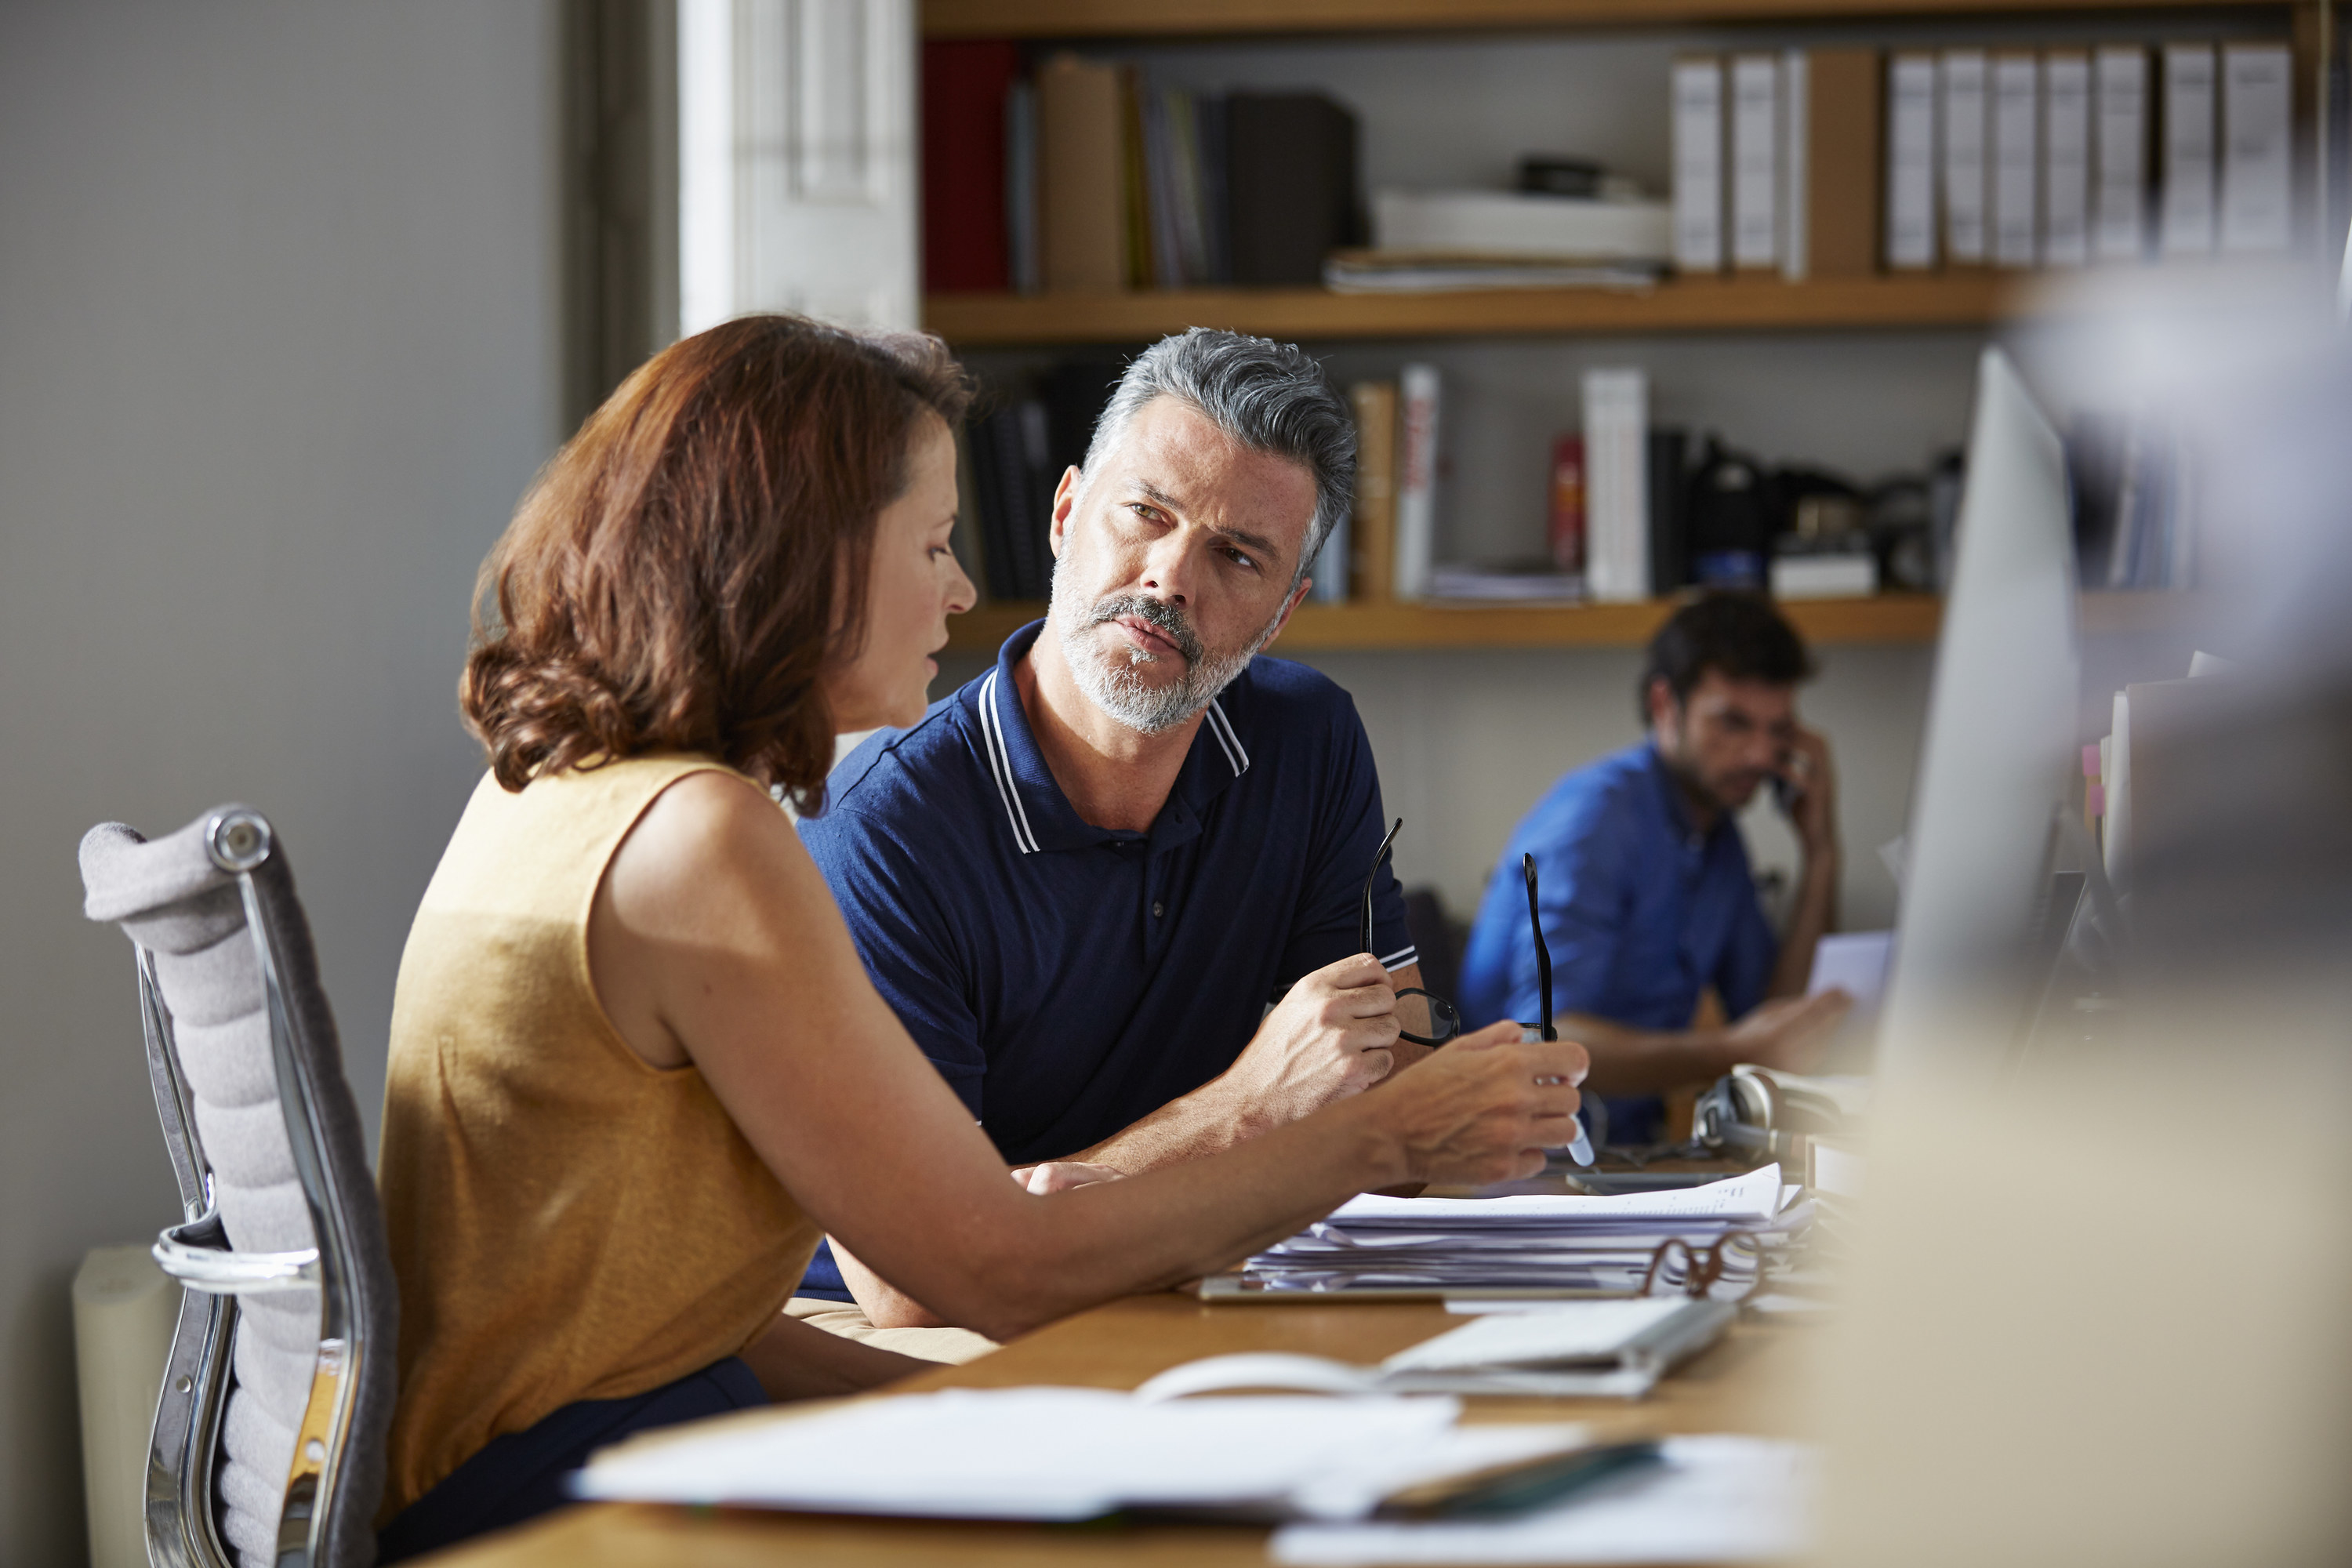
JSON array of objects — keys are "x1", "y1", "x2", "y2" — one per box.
[{"x1": 136, "y1": 808, "x2": 376, "y2": 1568}]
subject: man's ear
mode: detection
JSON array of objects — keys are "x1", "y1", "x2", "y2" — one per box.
[
  {"x1": 1264, "y1": 572, "x2": 1314, "y2": 647},
  {"x1": 1047, "y1": 466, "x2": 1081, "y2": 558},
  {"x1": 1645, "y1": 675, "x2": 1681, "y2": 738}
]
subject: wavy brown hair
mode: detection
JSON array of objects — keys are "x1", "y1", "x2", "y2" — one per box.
[{"x1": 462, "y1": 314, "x2": 970, "y2": 808}]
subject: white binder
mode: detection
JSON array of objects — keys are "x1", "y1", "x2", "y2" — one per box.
[
  {"x1": 2092, "y1": 48, "x2": 2150, "y2": 263},
  {"x1": 1393, "y1": 363, "x2": 1440, "y2": 601},
  {"x1": 2220, "y1": 44, "x2": 2292, "y2": 252},
  {"x1": 2160, "y1": 44, "x2": 2217, "y2": 257},
  {"x1": 2042, "y1": 52, "x2": 2092, "y2": 267},
  {"x1": 1886, "y1": 53, "x2": 1939, "y2": 269},
  {"x1": 1730, "y1": 54, "x2": 1780, "y2": 270},
  {"x1": 1941, "y1": 50, "x2": 1990, "y2": 263},
  {"x1": 1582, "y1": 368, "x2": 1650, "y2": 605},
  {"x1": 1991, "y1": 53, "x2": 2041, "y2": 267},
  {"x1": 1780, "y1": 49, "x2": 1809, "y2": 279},
  {"x1": 1671, "y1": 57, "x2": 1726, "y2": 274}
]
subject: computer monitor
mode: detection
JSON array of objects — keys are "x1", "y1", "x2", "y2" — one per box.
[{"x1": 1874, "y1": 348, "x2": 2084, "y2": 1092}]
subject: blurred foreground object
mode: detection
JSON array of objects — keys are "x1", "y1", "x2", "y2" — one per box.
[{"x1": 1821, "y1": 268, "x2": 2352, "y2": 1565}]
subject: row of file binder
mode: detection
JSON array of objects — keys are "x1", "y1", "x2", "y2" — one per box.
[{"x1": 1672, "y1": 42, "x2": 2294, "y2": 277}]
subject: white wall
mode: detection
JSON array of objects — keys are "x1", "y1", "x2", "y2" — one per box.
[{"x1": 0, "y1": 4, "x2": 564, "y2": 1559}]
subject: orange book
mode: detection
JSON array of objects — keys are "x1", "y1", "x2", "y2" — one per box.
[
  {"x1": 1348, "y1": 381, "x2": 1399, "y2": 602},
  {"x1": 1037, "y1": 54, "x2": 1127, "y2": 291}
]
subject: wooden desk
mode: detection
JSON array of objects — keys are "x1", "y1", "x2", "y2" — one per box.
[{"x1": 426, "y1": 1294, "x2": 1806, "y2": 1566}]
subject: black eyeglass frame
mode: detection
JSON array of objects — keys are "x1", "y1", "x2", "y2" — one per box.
[
  {"x1": 1523, "y1": 852, "x2": 1555, "y2": 1044},
  {"x1": 1360, "y1": 818, "x2": 1461, "y2": 1047}
]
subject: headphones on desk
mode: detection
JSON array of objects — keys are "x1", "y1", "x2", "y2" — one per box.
[{"x1": 1692, "y1": 1064, "x2": 1846, "y2": 1160}]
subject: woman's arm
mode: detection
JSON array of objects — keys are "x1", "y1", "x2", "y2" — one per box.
[{"x1": 590, "y1": 771, "x2": 1584, "y2": 1344}]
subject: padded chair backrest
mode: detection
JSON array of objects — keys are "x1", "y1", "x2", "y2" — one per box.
[{"x1": 81, "y1": 808, "x2": 395, "y2": 1568}]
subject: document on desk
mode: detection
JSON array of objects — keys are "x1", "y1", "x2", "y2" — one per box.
[
  {"x1": 1214, "y1": 1167, "x2": 1806, "y2": 1298},
  {"x1": 1334, "y1": 1163, "x2": 1785, "y2": 1225},
  {"x1": 1272, "y1": 1435, "x2": 1817, "y2": 1566},
  {"x1": 574, "y1": 1387, "x2": 1598, "y2": 1523}
]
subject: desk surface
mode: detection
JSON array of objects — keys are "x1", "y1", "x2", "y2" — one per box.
[{"x1": 427, "y1": 1293, "x2": 1806, "y2": 1567}]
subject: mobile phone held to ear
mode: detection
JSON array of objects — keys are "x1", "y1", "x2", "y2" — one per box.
[{"x1": 1771, "y1": 773, "x2": 1797, "y2": 815}]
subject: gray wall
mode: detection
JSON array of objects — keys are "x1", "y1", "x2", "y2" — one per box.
[{"x1": 0, "y1": 3, "x2": 564, "y2": 1559}]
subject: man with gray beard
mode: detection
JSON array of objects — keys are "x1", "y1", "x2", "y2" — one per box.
[{"x1": 794, "y1": 329, "x2": 1482, "y2": 1335}]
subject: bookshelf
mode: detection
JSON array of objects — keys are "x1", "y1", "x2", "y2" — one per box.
[
  {"x1": 928, "y1": 272, "x2": 2020, "y2": 345},
  {"x1": 942, "y1": 595, "x2": 1935, "y2": 652},
  {"x1": 941, "y1": 592, "x2": 2209, "y2": 653},
  {"x1": 924, "y1": 0, "x2": 2290, "y2": 39}
]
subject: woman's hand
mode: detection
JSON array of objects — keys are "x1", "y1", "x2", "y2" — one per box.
[{"x1": 1010, "y1": 1160, "x2": 1124, "y2": 1196}]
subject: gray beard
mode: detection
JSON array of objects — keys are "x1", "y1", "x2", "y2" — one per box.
[{"x1": 1052, "y1": 577, "x2": 1283, "y2": 735}]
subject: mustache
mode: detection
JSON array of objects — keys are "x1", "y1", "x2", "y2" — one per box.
[{"x1": 1083, "y1": 595, "x2": 1203, "y2": 664}]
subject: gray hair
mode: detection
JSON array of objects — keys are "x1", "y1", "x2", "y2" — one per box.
[{"x1": 1081, "y1": 328, "x2": 1355, "y2": 588}]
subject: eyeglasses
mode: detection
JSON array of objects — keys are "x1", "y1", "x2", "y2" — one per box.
[
  {"x1": 1637, "y1": 1232, "x2": 1770, "y2": 1303},
  {"x1": 1361, "y1": 818, "x2": 1461, "y2": 1047},
  {"x1": 1522, "y1": 853, "x2": 1555, "y2": 1044}
]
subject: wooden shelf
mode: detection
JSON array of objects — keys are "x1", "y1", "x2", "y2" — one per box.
[
  {"x1": 925, "y1": 274, "x2": 2026, "y2": 346},
  {"x1": 925, "y1": 0, "x2": 2285, "y2": 39},
  {"x1": 942, "y1": 594, "x2": 1944, "y2": 652},
  {"x1": 941, "y1": 592, "x2": 2210, "y2": 654}
]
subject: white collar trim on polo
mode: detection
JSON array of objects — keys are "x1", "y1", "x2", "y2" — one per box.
[{"x1": 977, "y1": 668, "x2": 1247, "y2": 856}]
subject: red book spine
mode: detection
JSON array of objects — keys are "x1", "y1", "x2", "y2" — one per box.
[
  {"x1": 1549, "y1": 434, "x2": 1588, "y2": 574},
  {"x1": 921, "y1": 40, "x2": 1020, "y2": 293}
]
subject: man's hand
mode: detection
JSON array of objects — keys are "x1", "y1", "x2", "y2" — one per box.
[
  {"x1": 1365, "y1": 1020, "x2": 1588, "y2": 1186},
  {"x1": 1209, "y1": 953, "x2": 1404, "y2": 1131},
  {"x1": 1776, "y1": 725, "x2": 1839, "y2": 860},
  {"x1": 1722, "y1": 989, "x2": 1852, "y2": 1075}
]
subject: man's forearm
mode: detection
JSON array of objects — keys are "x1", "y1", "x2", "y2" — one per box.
[
  {"x1": 837, "y1": 1241, "x2": 953, "y2": 1330},
  {"x1": 1768, "y1": 849, "x2": 1841, "y2": 1000},
  {"x1": 1563, "y1": 1012, "x2": 1740, "y2": 1096},
  {"x1": 739, "y1": 1304, "x2": 935, "y2": 1397},
  {"x1": 1063, "y1": 1076, "x2": 1267, "y2": 1174},
  {"x1": 1068, "y1": 960, "x2": 1434, "y2": 1175}
]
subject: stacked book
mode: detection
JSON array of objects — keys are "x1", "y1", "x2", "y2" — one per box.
[
  {"x1": 959, "y1": 362, "x2": 1123, "y2": 603},
  {"x1": 924, "y1": 42, "x2": 1361, "y2": 293},
  {"x1": 1214, "y1": 1165, "x2": 1808, "y2": 1297},
  {"x1": 1671, "y1": 40, "x2": 2294, "y2": 278},
  {"x1": 1326, "y1": 181, "x2": 1671, "y2": 294}
]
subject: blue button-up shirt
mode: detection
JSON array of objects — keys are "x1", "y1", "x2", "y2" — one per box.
[
  {"x1": 794, "y1": 622, "x2": 1412, "y2": 1298},
  {"x1": 1457, "y1": 742, "x2": 1776, "y2": 1145}
]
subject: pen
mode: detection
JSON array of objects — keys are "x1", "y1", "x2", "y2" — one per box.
[{"x1": 1523, "y1": 854, "x2": 1595, "y2": 1169}]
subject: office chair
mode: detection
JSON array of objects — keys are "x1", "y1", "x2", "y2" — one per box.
[{"x1": 80, "y1": 807, "x2": 396, "y2": 1568}]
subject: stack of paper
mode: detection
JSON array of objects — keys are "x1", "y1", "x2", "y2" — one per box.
[{"x1": 1224, "y1": 1165, "x2": 1806, "y2": 1297}]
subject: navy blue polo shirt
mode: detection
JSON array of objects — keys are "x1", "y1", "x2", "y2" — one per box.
[
  {"x1": 793, "y1": 622, "x2": 1413, "y2": 1299},
  {"x1": 1456, "y1": 741, "x2": 1776, "y2": 1146}
]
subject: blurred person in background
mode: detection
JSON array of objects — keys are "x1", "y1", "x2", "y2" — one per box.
[{"x1": 1457, "y1": 593, "x2": 1851, "y2": 1146}]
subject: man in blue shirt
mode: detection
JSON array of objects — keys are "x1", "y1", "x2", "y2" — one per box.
[
  {"x1": 797, "y1": 330, "x2": 1505, "y2": 1332},
  {"x1": 1458, "y1": 594, "x2": 1852, "y2": 1146}
]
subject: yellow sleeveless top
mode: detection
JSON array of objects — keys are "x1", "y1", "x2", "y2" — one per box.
[{"x1": 376, "y1": 755, "x2": 819, "y2": 1518}]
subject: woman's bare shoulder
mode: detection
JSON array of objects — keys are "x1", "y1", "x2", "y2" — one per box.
[{"x1": 604, "y1": 766, "x2": 822, "y2": 926}]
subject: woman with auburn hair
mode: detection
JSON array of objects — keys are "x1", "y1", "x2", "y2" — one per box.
[{"x1": 372, "y1": 314, "x2": 1585, "y2": 1559}]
